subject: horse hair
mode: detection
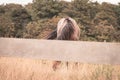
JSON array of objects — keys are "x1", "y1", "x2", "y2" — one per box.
[
  {"x1": 46, "y1": 28, "x2": 57, "y2": 39},
  {"x1": 57, "y1": 18, "x2": 74, "y2": 40}
]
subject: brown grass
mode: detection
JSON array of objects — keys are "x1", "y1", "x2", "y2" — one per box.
[{"x1": 0, "y1": 57, "x2": 120, "y2": 80}]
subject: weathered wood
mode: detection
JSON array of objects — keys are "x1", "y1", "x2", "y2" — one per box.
[{"x1": 0, "y1": 38, "x2": 120, "y2": 64}]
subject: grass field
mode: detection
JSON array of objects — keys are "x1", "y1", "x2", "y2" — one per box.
[{"x1": 0, "y1": 57, "x2": 120, "y2": 80}]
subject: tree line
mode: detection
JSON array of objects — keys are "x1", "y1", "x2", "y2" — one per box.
[{"x1": 0, "y1": 0, "x2": 120, "y2": 42}]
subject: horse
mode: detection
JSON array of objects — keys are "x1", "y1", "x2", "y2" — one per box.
[
  {"x1": 46, "y1": 17, "x2": 80, "y2": 40},
  {"x1": 46, "y1": 17, "x2": 80, "y2": 71}
]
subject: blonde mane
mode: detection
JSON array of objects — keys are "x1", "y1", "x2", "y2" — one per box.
[{"x1": 46, "y1": 17, "x2": 80, "y2": 40}]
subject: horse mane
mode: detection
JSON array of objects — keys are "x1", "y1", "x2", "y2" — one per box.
[
  {"x1": 46, "y1": 28, "x2": 57, "y2": 39},
  {"x1": 46, "y1": 17, "x2": 80, "y2": 40},
  {"x1": 57, "y1": 18, "x2": 74, "y2": 40}
]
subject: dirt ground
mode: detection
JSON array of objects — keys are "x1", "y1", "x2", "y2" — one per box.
[{"x1": 0, "y1": 57, "x2": 120, "y2": 80}]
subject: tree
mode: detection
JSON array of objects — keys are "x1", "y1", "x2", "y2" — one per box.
[
  {"x1": 23, "y1": 21, "x2": 42, "y2": 38},
  {"x1": 10, "y1": 6, "x2": 32, "y2": 37},
  {"x1": 0, "y1": 5, "x2": 5, "y2": 15},
  {"x1": 23, "y1": 16, "x2": 60, "y2": 39},
  {"x1": 0, "y1": 4, "x2": 32, "y2": 38},
  {"x1": 71, "y1": 0, "x2": 100, "y2": 26},
  {"x1": 0, "y1": 13, "x2": 15, "y2": 37},
  {"x1": 114, "y1": 3, "x2": 120, "y2": 28},
  {"x1": 32, "y1": 0, "x2": 62, "y2": 19},
  {"x1": 93, "y1": 2, "x2": 117, "y2": 26}
]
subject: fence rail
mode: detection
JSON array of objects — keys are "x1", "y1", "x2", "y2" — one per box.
[{"x1": 0, "y1": 38, "x2": 120, "y2": 64}]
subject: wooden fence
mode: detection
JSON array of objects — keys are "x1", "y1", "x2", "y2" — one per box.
[{"x1": 0, "y1": 38, "x2": 120, "y2": 64}]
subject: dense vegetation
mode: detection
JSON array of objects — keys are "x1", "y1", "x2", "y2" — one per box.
[{"x1": 0, "y1": 0, "x2": 120, "y2": 42}]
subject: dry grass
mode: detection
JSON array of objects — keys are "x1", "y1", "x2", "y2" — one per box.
[{"x1": 0, "y1": 57, "x2": 120, "y2": 80}]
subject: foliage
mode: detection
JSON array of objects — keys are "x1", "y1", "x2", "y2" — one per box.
[
  {"x1": 0, "y1": 4, "x2": 32, "y2": 38},
  {"x1": 0, "y1": 0, "x2": 120, "y2": 42},
  {"x1": 32, "y1": 0, "x2": 63, "y2": 19},
  {"x1": 0, "y1": 15, "x2": 15, "y2": 37},
  {"x1": 114, "y1": 3, "x2": 120, "y2": 28},
  {"x1": 23, "y1": 16, "x2": 61, "y2": 39}
]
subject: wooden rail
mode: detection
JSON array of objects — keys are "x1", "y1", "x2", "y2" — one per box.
[{"x1": 0, "y1": 38, "x2": 120, "y2": 64}]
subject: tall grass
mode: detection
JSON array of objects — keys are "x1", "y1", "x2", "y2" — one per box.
[{"x1": 0, "y1": 57, "x2": 120, "y2": 80}]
